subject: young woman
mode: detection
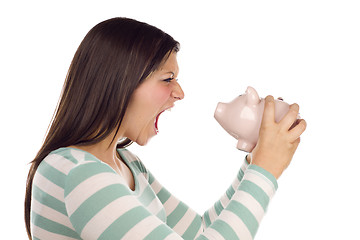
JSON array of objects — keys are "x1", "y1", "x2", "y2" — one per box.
[{"x1": 25, "y1": 17, "x2": 306, "y2": 240}]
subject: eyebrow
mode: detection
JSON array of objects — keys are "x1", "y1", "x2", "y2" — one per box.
[
  {"x1": 158, "y1": 66, "x2": 178, "y2": 76},
  {"x1": 159, "y1": 71, "x2": 175, "y2": 77}
]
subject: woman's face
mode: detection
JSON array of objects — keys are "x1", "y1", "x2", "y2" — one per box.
[{"x1": 121, "y1": 52, "x2": 184, "y2": 145}]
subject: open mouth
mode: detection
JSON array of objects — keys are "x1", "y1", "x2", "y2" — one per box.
[
  {"x1": 154, "y1": 110, "x2": 165, "y2": 134},
  {"x1": 154, "y1": 106, "x2": 173, "y2": 134}
]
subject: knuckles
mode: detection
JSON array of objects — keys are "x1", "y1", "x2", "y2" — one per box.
[
  {"x1": 265, "y1": 95, "x2": 275, "y2": 102},
  {"x1": 289, "y1": 103, "x2": 300, "y2": 113}
]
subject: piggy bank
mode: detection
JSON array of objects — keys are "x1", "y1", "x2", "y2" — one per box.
[{"x1": 214, "y1": 86, "x2": 291, "y2": 152}]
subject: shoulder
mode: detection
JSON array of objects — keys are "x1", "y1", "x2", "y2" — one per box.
[
  {"x1": 47, "y1": 147, "x2": 98, "y2": 162},
  {"x1": 41, "y1": 147, "x2": 114, "y2": 176},
  {"x1": 34, "y1": 147, "x2": 118, "y2": 201},
  {"x1": 117, "y1": 148, "x2": 149, "y2": 177}
]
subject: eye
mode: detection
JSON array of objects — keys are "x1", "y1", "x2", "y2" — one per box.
[
  {"x1": 163, "y1": 77, "x2": 178, "y2": 83},
  {"x1": 163, "y1": 78, "x2": 173, "y2": 82}
]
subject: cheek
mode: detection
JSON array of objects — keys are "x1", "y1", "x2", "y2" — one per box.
[
  {"x1": 131, "y1": 85, "x2": 171, "y2": 116},
  {"x1": 151, "y1": 86, "x2": 171, "y2": 105}
]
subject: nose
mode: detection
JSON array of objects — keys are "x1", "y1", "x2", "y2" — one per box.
[{"x1": 171, "y1": 81, "x2": 185, "y2": 101}]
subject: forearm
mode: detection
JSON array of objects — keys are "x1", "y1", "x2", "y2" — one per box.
[
  {"x1": 150, "y1": 157, "x2": 278, "y2": 239},
  {"x1": 200, "y1": 164, "x2": 278, "y2": 239},
  {"x1": 203, "y1": 157, "x2": 250, "y2": 227}
]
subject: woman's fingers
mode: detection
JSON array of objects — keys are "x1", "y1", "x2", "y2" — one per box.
[
  {"x1": 289, "y1": 119, "x2": 307, "y2": 142},
  {"x1": 253, "y1": 97, "x2": 306, "y2": 179},
  {"x1": 279, "y1": 103, "x2": 300, "y2": 131},
  {"x1": 275, "y1": 101, "x2": 306, "y2": 142},
  {"x1": 261, "y1": 95, "x2": 275, "y2": 126}
]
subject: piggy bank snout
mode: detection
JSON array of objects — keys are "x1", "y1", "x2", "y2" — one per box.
[
  {"x1": 214, "y1": 102, "x2": 226, "y2": 120},
  {"x1": 214, "y1": 99, "x2": 260, "y2": 152}
]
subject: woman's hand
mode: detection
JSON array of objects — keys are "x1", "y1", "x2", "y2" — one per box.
[{"x1": 249, "y1": 96, "x2": 307, "y2": 179}]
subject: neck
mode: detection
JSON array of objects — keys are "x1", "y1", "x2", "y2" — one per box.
[
  {"x1": 69, "y1": 135, "x2": 121, "y2": 166},
  {"x1": 68, "y1": 135, "x2": 136, "y2": 191}
]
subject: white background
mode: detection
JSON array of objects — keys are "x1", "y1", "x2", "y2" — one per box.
[{"x1": 1, "y1": 0, "x2": 359, "y2": 239}]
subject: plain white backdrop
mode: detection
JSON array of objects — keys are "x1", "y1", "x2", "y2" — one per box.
[{"x1": 1, "y1": 0, "x2": 359, "y2": 239}]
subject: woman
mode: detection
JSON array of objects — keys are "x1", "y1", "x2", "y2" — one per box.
[{"x1": 25, "y1": 17, "x2": 306, "y2": 239}]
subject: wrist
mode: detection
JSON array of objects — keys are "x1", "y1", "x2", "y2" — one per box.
[
  {"x1": 252, "y1": 162, "x2": 281, "y2": 179},
  {"x1": 250, "y1": 155, "x2": 282, "y2": 179},
  {"x1": 246, "y1": 164, "x2": 279, "y2": 191},
  {"x1": 246, "y1": 154, "x2": 252, "y2": 164}
]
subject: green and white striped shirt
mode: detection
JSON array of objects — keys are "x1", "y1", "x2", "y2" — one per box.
[{"x1": 31, "y1": 147, "x2": 278, "y2": 239}]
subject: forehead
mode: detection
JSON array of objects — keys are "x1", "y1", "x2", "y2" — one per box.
[{"x1": 158, "y1": 53, "x2": 179, "y2": 74}]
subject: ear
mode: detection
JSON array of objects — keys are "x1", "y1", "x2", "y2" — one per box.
[{"x1": 246, "y1": 86, "x2": 260, "y2": 105}]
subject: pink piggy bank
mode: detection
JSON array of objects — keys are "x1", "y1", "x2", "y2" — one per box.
[{"x1": 214, "y1": 86, "x2": 291, "y2": 152}]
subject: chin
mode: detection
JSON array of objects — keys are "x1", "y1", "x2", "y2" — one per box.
[
  {"x1": 135, "y1": 141, "x2": 147, "y2": 146},
  {"x1": 128, "y1": 128, "x2": 155, "y2": 146},
  {"x1": 134, "y1": 136, "x2": 152, "y2": 146}
]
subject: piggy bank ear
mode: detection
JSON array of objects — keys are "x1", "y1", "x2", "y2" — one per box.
[{"x1": 246, "y1": 86, "x2": 260, "y2": 105}]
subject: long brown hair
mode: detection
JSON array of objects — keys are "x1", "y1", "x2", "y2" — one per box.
[{"x1": 25, "y1": 17, "x2": 179, "y2": 238}]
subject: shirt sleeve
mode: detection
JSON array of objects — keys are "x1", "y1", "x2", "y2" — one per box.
[
  {"x1": 202, "y1": 156, "x2": 251, "y2": 227},
  {"x1": 146, "y1": 156, "x2": 278, "y2": 239},
  {"x1": 64, "y1": 157, "x2": 277, "y2": 240}
]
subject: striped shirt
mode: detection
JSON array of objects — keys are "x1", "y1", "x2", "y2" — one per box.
[{"x1": 31, "y1": 147, "x2": 278, "y2": 240}]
